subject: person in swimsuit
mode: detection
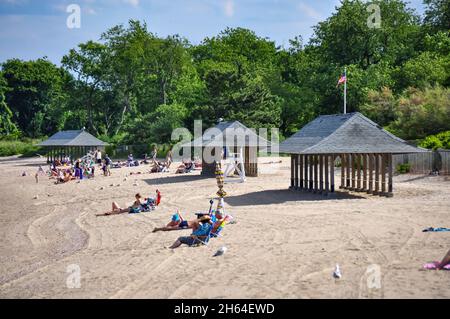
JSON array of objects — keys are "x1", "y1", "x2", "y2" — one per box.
[
  {"x1": 152, "y1": 212, "x2": 204, "y2": 233},
  {"x1": 168, "y1": 216, "x2": 213, "y2": 249},
  {"x1": 96, "y1": 193, "x2": 144, "y2": 216}
]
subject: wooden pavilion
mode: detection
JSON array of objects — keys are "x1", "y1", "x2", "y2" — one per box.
[
  {"x1": 183, "y1": 120, "x2": 270, "y2": 177},
  {"x1": 38, "y1": 129, "x2": 108, "y2": 163},
  {"x1": 280, "y1": 113, "x2": 427, "y2": 197}
]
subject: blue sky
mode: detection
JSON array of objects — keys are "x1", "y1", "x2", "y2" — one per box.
[{"x1": 0, "y1": 0, "x2": 426, "y2": 65}]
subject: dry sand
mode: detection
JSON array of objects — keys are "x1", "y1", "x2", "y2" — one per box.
[{"x1": 0, "y1": 156, "x2": 449, "y2": 299}]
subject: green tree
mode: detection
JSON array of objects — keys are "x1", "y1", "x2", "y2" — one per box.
[
  {"x1": 1, "y1": 58, "x2": 69, "y2": 137},
  {"x1": 0, "y1": 75, "x2": 19, "y2": 138}
]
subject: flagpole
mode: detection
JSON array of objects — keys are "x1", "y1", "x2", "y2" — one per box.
[{"x1": 344, "y1": 67, "x2": 347, "y2": 114}]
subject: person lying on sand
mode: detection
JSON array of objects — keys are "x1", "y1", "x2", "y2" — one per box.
[
  {"x1": 168, "y1": 216, "x2": 213, "y2": 249},
  {"x1": 96, "y1": 193, "x2": 144, "y2": 216},
  {"x1": 175, "y1": 160, "x2": 194, "y2": 174},
  {"x1": 152, "y1": 211, "x2": 196, "y2": 232}
]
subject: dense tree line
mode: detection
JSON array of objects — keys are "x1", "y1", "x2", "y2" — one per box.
[{"x1": 0, "y1": 0, "x2": 449, "y2": 147}]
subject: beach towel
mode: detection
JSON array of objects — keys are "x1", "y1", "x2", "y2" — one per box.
[
  {"x1": 422, "y1": 227, "x2": 450, "y2": 232},
  {"x1": 423, "y1": 261, "x2": 450, "y2": 270}
]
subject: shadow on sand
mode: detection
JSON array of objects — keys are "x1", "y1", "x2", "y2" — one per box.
[
  {"x1": 143, "y1": 173, "x2": 210, "y2": 186},
  {"x1": 225, "y1": 189, "x2": 365, "y2": 206}
]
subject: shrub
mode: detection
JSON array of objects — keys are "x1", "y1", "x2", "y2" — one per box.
[
  {"x1": 0, "y1": 140, "x2": 43, "y2": 157},
  {"x1": 396, "y1": 163, "x2": 411, "y2": 174}
]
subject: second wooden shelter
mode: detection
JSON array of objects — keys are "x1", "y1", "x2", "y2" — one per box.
[
  {"x1": 183, "y1": 120, "x2": 270, "y2": 177},
  {"x1": 280, "y1": 112, "x2": 427, "y2": 197}
]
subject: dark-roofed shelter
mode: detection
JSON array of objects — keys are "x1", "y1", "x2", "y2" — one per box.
[
  {"x1": 280, "y1": 112, "x2": 427, "y2": 197},
  {"x1": 38, "y1": 129, "x2": 108, "y2": 163},
  {"x1": 183, "y1": 121, "x2": 270, "y2": 177}
]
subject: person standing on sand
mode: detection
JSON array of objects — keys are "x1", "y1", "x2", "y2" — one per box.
[
  {"x1": 151, "y1": 145, "x2": 158, "y2": 163},
  {"x1": 96, "y1": 149, "x2": 102, "y2": 165}
]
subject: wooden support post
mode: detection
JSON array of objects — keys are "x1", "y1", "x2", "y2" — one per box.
[
  {"x1": 324, "y1": 155, "x2": 329, "y2": 195},
  {"x1": 388, "y1": 154, "x2": 394, "y2": 197},
  {"x1": 374, "y1": 154, "x2": 380, "y2": 195},
  {"x1": 290, "y1": 155, "x2": 294, "y2": 189},
  {"x1": 340, "y1": 154, "x2": 345, "y2": 189},
  {"x1": 363, "y1": 154, "x2": 368, "y2": 192},
  {"x1": 330, "y1": 155, "x2": 335, "y2": 193},
  {"x1": 381, "y1": 154, "x2": 387, "y2": 196},
  {"x1": 314, "y1": 155, "x2": 319, "y2": 193},
  {"x1": 299, "y1": 155, "x2": 304, "y2": 190},
  {"x1": 346, "y1": 154, "x2": 351, "y2": 189},
  {"x1": 368, "y1": 154, "x2": 373, "y2": 194},
  {"x1": 309, "y1": 155, "x2": 313, "y2": 192},
  {"x1": 304, "y1": 155, "x2": 309, "y2": 192},
  {"x1": 294, "y1": 155, "x2": 299, "y2": 189},
  {"x1": 319, "y1": 155, "x2": 323, "y2": 193},
  {"x1": 350, "y1": 154, "x2": 356, "y2": 191},
  {"x1": 356, "y1": 154, "x2": 362, "y2": 191}
]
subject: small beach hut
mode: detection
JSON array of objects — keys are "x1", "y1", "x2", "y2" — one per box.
[
  {"x1": 280, "y1": 112, "x2": 427, "y2": 197},
  {"x1": 183, "y1": 120, "x2": 270, "y2": 177},
  {"x1": 38, "y1": 129, "x2": 108, "y2": 163}
]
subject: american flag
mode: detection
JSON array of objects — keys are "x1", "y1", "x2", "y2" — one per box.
[{"x1": 337, "y1": 74, "x2": 347, "y2": 87}]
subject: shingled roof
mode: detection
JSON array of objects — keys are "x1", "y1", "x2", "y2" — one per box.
[
  {"x1": 280, "y1": 112, "x2": 427, "y2": 154},
  {"x1": 182, "y1": 121, "x2": 270, "y2": 147},
  {"x1": 38, "y1": 130, "x2": 108, "y2": 147}
]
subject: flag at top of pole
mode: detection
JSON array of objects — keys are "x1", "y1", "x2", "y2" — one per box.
[{"x1": 336, "y1": 68, "x2": 347, "y2": 114}]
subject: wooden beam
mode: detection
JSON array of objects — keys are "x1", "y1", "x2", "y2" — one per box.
[
  {"x1": 324, "y1": 155, "x2": 329, "y2": 195},
  {"x1": 356, "y1": 154, "x2": 362, "y2": 191},
  {"x1": 346, "y1": 154, "x2": 351, "y2": 189},
  {"x1": 340, "y1": 154, "x2": 345, "y2": 189},
  {"x1": 314, "y1": 155, "x2": 319, "y2": 193},
  {"x1": 374, "y1": 154, "x2": 380, "y2": 195},
  {"x1": 290, "y1": 155, "x2": 294, "y2": 189},
  {"x1": 381, "y1": 154, "x2": 387, "y2": 196},
  {"x1": 309, "y1": 155, "x2": 313, "y2": 192},
  {"x1": 304, "y1": 155, "x2": 309, "y2": 192},
  {"x1": 299, "y1": 155, "x2": 304, "y2": 190},
  {"x1": 388, "y1": 153, "x2": 394, "y2": 197},
  {"x1": 318, "y1": 155, "x2": 323, "y2": 193},
  {"x1": 362, "y1": 154, "x2": 368, "y2": 192},
  {"x1": 350, "y1": 154, "x2": 355, "y2": 191},
  {"x1": 368, "y1": 153, "x2": 374, "y2": 194},
  {"x1": 294, "y1": 154, "x2": 298, "y2": 189},
  {"x1": 330, "y1": 155, "x2": 335, "y2": 193}
]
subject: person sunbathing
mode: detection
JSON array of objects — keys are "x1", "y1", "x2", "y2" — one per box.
[
  {"x1": 168, "y1": 216, "x2": 213, "y2": 249},
  {"x1": 175, "y1": 160, "x2": 194, "y2": 174},
  {"x1": 153, "y1": 211, "x2": 202, "y2": 233},
  {"x1": 96, "y1": 193, "x2": 144, "y2": 216}
]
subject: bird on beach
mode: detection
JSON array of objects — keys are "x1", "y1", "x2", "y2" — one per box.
[{"x1": 213, "y1": 246, "x2": 227, "y2": 257}]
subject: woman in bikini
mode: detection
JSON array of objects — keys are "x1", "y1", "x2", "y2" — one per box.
[{"x1": 96, "y1": 193, "x2": 145, "y2": 216}]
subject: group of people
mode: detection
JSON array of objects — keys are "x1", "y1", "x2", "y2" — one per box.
[
  {"x1": 153, "y1": 200, "x2": 231, "y2": 249},
  {"x1": 96, "y1": 190, "x2": 162, "y2": 216},
  {"x1": 97, "y1": 192, "x2": 231, "y2": 250}
]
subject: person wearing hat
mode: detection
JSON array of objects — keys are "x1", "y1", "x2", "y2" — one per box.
[
  {"x1": 168, "y1": 216, "x2": 212, "y2": 249},
  {"x1": 152, "y1": 211, "x2": 207, "y2": 233}
]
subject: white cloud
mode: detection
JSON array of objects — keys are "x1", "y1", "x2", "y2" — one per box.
[
  {"x1": 223, "y1": 0, "x2": 234, "y2": 18},
  {"x1": 298, "y1": 2, "x2": 322, "y2": 20},
  {"x1": 123, "y1": 0, "x2": 139, "y2": 8}
]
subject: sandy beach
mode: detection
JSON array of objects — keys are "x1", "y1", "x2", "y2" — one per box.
[{"x1": 0, "y1": 156, "x2": 449, "y2": 299}]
